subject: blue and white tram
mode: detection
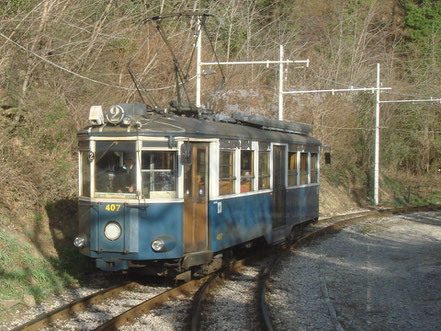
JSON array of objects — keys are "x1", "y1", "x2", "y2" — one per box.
[{"x1": 74, "y1": 103, "x2": 321, "y2": 278}]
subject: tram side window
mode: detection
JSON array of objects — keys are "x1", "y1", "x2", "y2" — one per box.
[
  {"x1": 288, "y1": 152, "x2": 298, "y2": 186},
  {"x1": 240, "y1": 150, "x2": 254, "y2": 193},
  {"x1": 258, "y1": 152, "x2": 270, "y2": 190},
  {"x1": 142, "y1": 151, "x2": 177, "y2": 198},
  {"x1": 80, "y1": 151, "x2": 90, "y2": 197},
  {"x1": 300, "y1": 152, "x2": 308, "y2": 185},
  {"x1": 311, "y1": 153, "x2": 318, "y2": 184},
  {"x1": 219, "y1": 150, "x2": 235, "y2": 195}
]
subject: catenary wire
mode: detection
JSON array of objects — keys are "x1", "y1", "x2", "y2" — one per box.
[{"x1": 0, "y1": 31, "x2": 196, "y2": 92}]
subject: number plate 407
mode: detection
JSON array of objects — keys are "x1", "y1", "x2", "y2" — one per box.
[{"x1": 105, "y1": 204, "x2": 121, "y2": 212}]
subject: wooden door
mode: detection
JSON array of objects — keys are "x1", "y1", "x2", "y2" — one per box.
[
  {"x1": 183, "y1": 143, "x2": 209, "y2": 253},
  {"x1": 272, "y1": 145, "x2": 286, "y2": 229}
]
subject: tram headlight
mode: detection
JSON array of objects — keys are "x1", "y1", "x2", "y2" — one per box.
[
  {"x1": 122, "y1": 116, "x2": 132, "y2": 126},
  {"x1": 151, "y1": 238, "x2": 165, "y2": 252},
  {"x1": 104, "y1": 221, "x2": 122, "y2": 241},
  {"x1": 74, "y1": 234, "x2": 88, "y2": 248},
  {"x1": 151, "y1": 236, "x2": 175, "y2": 252}
]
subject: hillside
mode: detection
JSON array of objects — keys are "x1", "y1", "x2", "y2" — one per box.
[{"x1": 0, "y1": 0, "x2": 441, "y2": 313}]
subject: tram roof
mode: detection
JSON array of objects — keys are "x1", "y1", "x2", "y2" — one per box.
[{"x1": 78, "y1": 104, "x2": 321, "y2": 146}]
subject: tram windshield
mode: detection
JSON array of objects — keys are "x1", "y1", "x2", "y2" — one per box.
[
  {"x1": 95, "y1": 141, "x2": 137, "y2": 198},
  {"x1": 141, "y1": 151, "x2": 177, "y2": 199},
  {"x1": 82, "y1": 140, "x2": 178, "y2": 199}
]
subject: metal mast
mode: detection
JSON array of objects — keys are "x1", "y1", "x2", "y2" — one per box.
[{"x1": 374, "y1": 63, "x2": 380, "y2": 206}]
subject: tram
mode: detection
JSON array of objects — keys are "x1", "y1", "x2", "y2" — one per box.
[{"x1": 74, "y1": 103, "x2": 321, "y2": 278}]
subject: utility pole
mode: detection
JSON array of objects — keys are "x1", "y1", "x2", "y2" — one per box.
[
  {"x1": 195, "y1": 30, "x2": 309, "y2": 117},
  {"x1": 278, "y1": 45, "x2": 284, "y2": 120},
  {"x1": 195, "y1": 16, "x2": 202, "y2": 108},
  {"x1": 283, "y1": 63, "x2": 391, "y2": 206},
  {"x1": 375, "y1": 63, "x2": 440, "y2": 206},
  {"x1": 374, "y1": 63, "x2": 380, "y2": 206},
  {"x1": 373, "y1": 64, "x2": 441, "y2": 205}
]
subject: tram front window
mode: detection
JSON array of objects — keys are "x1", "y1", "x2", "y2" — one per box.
[
  {"x1": 141, "y1": 151, "x2": 177, "y2": 199},
  {"x1": 94, "y1": 141, "x2": 137, "y2": 198}
]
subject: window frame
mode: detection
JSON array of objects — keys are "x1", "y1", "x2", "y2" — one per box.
[
  {"x1": 78, "y1": 141, "x2": 91, "y2": 198},
  {"x1": 310, "y1": 153, "x2": 318, "y2": 184},
  {"x1": 141, "y1": 149, "x2": 178, "y2": 199},
  {"x1": 219, "y1": 149, "x2": 236, "y2": 196},
  {"x1": 92, "y1": 140, "x2": 138, "y2": 199},
  {"x1": 300, "y1": 152, "x2": 309, "y2": 185},
  {"x1": 285, "y1": 149, "x2": 320, "y2": 188},
  {"x1": 240, "y1": 149, "x2": 255, "y2": 193},
  {"x1": 258, "y1": 151, "x2": 271, "y2": 190},
  {"x1": 287, "y1": 151, "x2": 298, "y2": 187}
]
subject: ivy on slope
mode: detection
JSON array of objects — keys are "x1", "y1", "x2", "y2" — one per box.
[{"x1": 404, "y1": 0, "x2": 441, "y2": 63}]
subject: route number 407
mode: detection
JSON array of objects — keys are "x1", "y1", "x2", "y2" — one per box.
[{"x1": 105, "y1": 204, "x2": 121, "y2": 212}]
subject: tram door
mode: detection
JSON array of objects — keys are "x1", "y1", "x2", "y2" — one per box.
[
  {"x1": 272, "y1": 145, "x2": 286, "y2": 228},
  {"x1": 183, "y1": 143, "x2": 209, "y2": 253}
]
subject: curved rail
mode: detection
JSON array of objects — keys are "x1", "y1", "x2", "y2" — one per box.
[
  {"x1": 13, "y1": 259, "x2": 250, "y2": 330},
  {"x1": 259, "y1": 204, "x2": 441, "y2": 331},
  {"x1": 101, "y1": 257, "x2": 252, "y2": 330},
  {"x1": 13, "y1": 276, "x2": 212, "y2": 331},
  {"x1": 190, "y1": 273, "x2": 221, "y2": 331},
  {"x1": 12, "y1": 282, "x2": 137, "y2": 331},
  {"x1": 96, "y1": 275, "x2": 213, "y2": 330},
  {"x1": 189, "y1": 257, "x2": 255, "y2": 331}
]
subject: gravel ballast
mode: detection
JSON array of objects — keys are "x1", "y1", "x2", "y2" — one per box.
[
  {"x1": 3, "y1": 211, "x2": 441, "y2": 330},
  {"x1": 267, "y1": 211, "x2": 441, "y2": 330}
]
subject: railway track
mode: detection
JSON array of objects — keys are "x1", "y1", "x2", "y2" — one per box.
[
  {"x1": 11, "y1": 250, "x2": 269, "y2": 330},
  {"x1": 11, "y1": 205, "x2": 440, "y2": 330},
  {"x1": 12, "y1": 275, "x2": 217, "y2": 331},
  {"x1": 191, "y1": 256, "x2": 274, "y2": 331},
  {"x1": 10, "y1": 281, "x2": 166, "y2": 330}
]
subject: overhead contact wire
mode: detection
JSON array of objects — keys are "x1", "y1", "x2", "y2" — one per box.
[{"x1": 0, "y1": 31, "x2": 193, "y2": 92}]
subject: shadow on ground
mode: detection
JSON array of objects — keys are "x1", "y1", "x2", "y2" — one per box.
[{"x1": 45, "y1": 198, "x2": 95, "y2": 279}]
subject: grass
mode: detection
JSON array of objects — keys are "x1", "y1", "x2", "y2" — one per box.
[
  {"x1": 32, "y1": 213, "x2": 43, "y2": 227},
  {"x1": 0, "y1": 227, "x2": 95, "y2": 324},
  {"x1": 49, "y1": 247, "x2": 95, "y2": 281},
  {"x1": 382, "y1": 175, "x2": 408, "y2": 207},
  {"x1": 0, "y1": 229, "x2": 64, "y2": 301},
  {"x1": 408, "y1": 188, "x2": 441, "y2": 206},
  {"x1": 382, "y1": 174, "x2": 441, "y2": 207},
  {"x1": 357, "y1": 224, "x2": 377, "y2": 234},
  {"x1": 0, "y1": 228, "x2": 93, "y2": 307}
]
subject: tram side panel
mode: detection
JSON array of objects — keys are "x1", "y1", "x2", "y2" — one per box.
[
  {"x1": 209, "y1": 193, "x2": 272, "y2": 252},
  {"x1": 285, "y1": 185, "x2": 319, "y2": 226}
]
